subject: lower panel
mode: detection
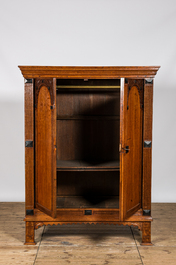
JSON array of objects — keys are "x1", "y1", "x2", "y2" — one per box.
[
  {"x1": 25, "y1": 208, "x2": 152, "y2": 223},
  {"x1": 25, "y1": 208, "x2": 120, "y2": 222}
]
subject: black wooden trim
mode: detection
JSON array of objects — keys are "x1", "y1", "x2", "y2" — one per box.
[
  {"x1": 145, "y1": 78, "x2": 153, "y2": 84},
  {"x1": 144, "y1": 141, "x2": 151, "y2": 148},
  {"x1": 25, "y1": 79, "x2": 33, "y2": 83},
  {"x1": 85, "y1": 210, "x2": 92, "y2": 215},
  {"x1": 26, "y1": 209, "x2": 34, "y2": 215},
  {"x1": 143, "y1": 210, "x2": 151, "y2": 216},
  {"x1": 25, "y1": 141, "x2": 33, "y2": 147}
]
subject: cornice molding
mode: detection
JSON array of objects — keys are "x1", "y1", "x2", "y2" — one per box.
[{"x1": 19, "y1": 66, "x2": 160, "y2": 79}]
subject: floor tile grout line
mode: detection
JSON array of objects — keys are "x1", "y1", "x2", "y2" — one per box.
[
  {"x1": 130, "y1": 227, "x2": 144, "y2": 265},
  {"x1": 33, "y1": 226, "x2": 45, "y2": 265}
]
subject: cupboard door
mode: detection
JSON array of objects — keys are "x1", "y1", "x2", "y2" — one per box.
[
  {"x1": 35, "y1": 78, "x2": 56, "y2": 218},
  {"x1": 120, "y1": 78, "x2": 143, "y2": 220}
]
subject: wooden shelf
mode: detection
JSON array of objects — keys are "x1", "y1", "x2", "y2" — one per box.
[
  {"x1": 57, "y1": 195, "x2": 119, "y2": 209},
  {"x1": 57, "y1": 85, "x2": 120, "y2": 89},
  {"x1": 57, "y1": 115, "x2": 120, "y2": 120},
  {"x1": 56, "y1": 160, "x2": 120, "y2": 171}
]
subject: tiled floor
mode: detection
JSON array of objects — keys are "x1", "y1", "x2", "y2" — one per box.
[{"x1": 0, "y1": 203, "x2": 176, "y2": 264}]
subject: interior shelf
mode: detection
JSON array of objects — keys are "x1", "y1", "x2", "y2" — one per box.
[
  {"x1": 57, "y1": 115, "x2": 120, "y2": 120},
  {"x1": 57, "y1": 85, "x2": 120, "y2": 89},
  {"x1": 57, "y1": 195, "x2": 119, "y2": 208},
  {"x1": 56, "y1": 160, "x2": 120, "y2": 171}
]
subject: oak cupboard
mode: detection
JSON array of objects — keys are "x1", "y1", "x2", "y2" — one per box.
[{"x1": 19, "y1": 66, "x2": 160, "y2": 245}]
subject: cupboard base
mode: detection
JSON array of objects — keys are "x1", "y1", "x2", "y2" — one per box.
[
  {"x1": 25, "y1": 221, "x2": 36, "y2": 245},
  {"x1": 141, "y1": 221, "x2": 152, "y2": 246},
  {"x1": 24, "y1": 219, "x2": 152, "y2": 246}
]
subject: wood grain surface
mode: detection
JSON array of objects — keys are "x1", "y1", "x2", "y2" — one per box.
[
  {"x1": 35, "y1": 79, "x2": 56, "y2": 218},
  {"x1": 19, "y1": 66, "x2": 160, "y2": 79},
  {"x1": 21, "y1": 66, "x2": 160, "y2": 245},
  {"x1": 25, "y1": 80, "x2": 34, "y2": 212},
  {"x1": 142, "y1": 81, "x2": 153, "y2": 211},
  {"x1": 120, "y1": 79, "x2": 143, "y2": 220}
]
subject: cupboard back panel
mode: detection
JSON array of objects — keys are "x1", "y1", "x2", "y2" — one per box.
[
  {"x1": 57, "y1": 171, "x2": 119, "y2": 196},
  {"x1": 57, "y1": 91, "x2": 120, "y2": 117},
  {"x1": 56, "y1": 82, "x2": 120, "y2": 161},
  {"x1": 56, "y1": 79, "x2": 120, "y2": 118},
  {"x1": 56, "y1": 119, "x2": 119, "y2": 161},
  {"x1": 56, "y1": 79, "x2": 120, "y2": 86}
]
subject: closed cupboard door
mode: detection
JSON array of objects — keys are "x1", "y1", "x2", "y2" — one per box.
[
  {"x1": 120, "y1": 78, "x2": 143, "y2": 220},
  {"x1": 35, "y1": 78, "x2": 57, "y2": 218}
]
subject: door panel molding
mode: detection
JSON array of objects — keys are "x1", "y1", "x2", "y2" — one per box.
[
  {"x1": 35, "y1": 78, "x2": 56, "y2": 218},
  {"x1": 120, "y1": 79, "x2": 143, "y2": 220}
]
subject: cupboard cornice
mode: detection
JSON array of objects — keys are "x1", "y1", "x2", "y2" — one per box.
[{"x1": 19, "y1": 66, "x2": 160, "y2": 79}]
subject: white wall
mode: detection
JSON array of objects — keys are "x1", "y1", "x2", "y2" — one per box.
[{"x1": 0, "y1": 0, "x2": 176, "y2": 202}]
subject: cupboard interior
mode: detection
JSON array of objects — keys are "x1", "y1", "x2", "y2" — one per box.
[{"x1": 56, "y1": 79, "x2": 120, "y2": 209}]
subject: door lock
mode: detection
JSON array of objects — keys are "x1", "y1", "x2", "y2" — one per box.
[
  {"x1": 119, "y1": 144, "x2": 130, "y2": 153},
  {"x1": 123, "y1": 146, "x2": 130, "y2": 153}
]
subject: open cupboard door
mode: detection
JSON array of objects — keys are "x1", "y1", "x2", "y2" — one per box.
[
  {"x1": 120, "y1": 78, "x2": 143, "y2": 220},
  {"x1": 35, "y1": 78, "x2": 57, "y2": 218}
]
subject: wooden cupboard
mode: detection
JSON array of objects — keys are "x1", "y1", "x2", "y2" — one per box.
[{"x1": 19, "y1": 66, "x2": 160, "y2": 245}]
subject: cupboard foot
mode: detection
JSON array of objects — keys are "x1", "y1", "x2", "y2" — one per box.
[
  {"x1": 25, "y1": 221, "x2": 36, "y2": 245},
  {"x1": 141, "y1": 221, "x2": 152, "y2": 246}
]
